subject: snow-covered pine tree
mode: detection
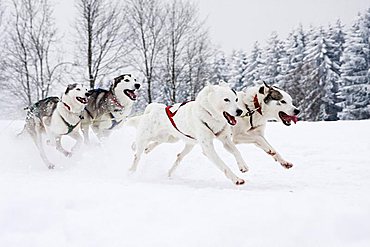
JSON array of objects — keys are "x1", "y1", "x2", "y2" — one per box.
[
  {"x1": 338, "y1": 10, "x2": 370, "y2": 120},
  {"x1": 261, "y1": 32, "x2": 285, "y2": 86},
  {"x1": 324, "y1": 20, "x2": 346, "y2": 120},
  {"x1": 301, "y1": 26, "x2": 340, "y2": 121},
  {"x1": 243, "y1": 42, "x2": 264, "y2": 86},
  {"x1": 211, "y1": 52, "x2": 231, "y2": 84},
  {"x1": 279, "y1": 25, "x2": 308, "y2": 109},
  {"x1": 229, "y1": 50, "x2": 249, "y2": 90}
]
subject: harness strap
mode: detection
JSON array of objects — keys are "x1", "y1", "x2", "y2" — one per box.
[
  {"x1": 202, "y1": 121, "x2": 225, "y2": 137},
  {"x1": 85, "y1": 108, "x2": 94, "y2": 119},
  {"x1": 109, "y1": 93, "x2": 124, "y2": 110},
  {"x1": 253, "y1": 94, "x2": 263, "y2": 115},
  {"x1": 245, "y1": 105, "x2": 255, "y2": 129},
  {"x1": 108, "y1": 112, "x2": 123, "y2": 130},
  {"x1": 165, "y1": 102, "x2": 195, "y2": 140},
  {"x1": 60, "y1": 115, "x2": 82, "y2": 135}
]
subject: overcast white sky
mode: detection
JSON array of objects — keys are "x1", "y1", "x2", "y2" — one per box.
[{"x1": 53, "y1": 0, "x2": 370, "y2": 54}]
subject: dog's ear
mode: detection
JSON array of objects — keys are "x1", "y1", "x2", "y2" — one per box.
[
  {"x1": 263, "y1": 80, "x2": 272, "y2": 90},
  {"x1": 219, "y1": 80, "x2": 229, "y2": 88},
  {"x1": 259, "y1": 81, "x2": 272, "y2": 95},
  {"x1": 114, "y1": 75, "x2": 125, "y2": 83},
  {"x1": 65, "y1": 83, "x2": 77, "y2": 94}
]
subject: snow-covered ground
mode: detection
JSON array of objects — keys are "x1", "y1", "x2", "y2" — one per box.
[{"x1": 0, "y1": 120, "x2": 369, "y2": 247}]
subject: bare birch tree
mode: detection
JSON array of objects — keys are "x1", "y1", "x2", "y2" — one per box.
[
  {"x1": 75, "y1": 0, "x2": 130, "y2": 89},
  {"x1": 185, "y1": 30, "x2": 213, "y2": 100},
  {"x1": 162, "y1": 0, "x2": 204, "y2": 103},
  {"x1": 126, "y1": 0, "x2": 166, "y2": 103},
  {"x1": 1, "y1": 0, "x2": 64, "y2": 106}
]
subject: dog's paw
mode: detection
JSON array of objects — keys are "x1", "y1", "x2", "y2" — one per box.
[
  {"x1": 281, "y1": 162, "x2": 293, "y2": 169},
  {"x1": 64, "y1": 152, "x2": 72, "y2": 158},
  {"x1": 239, "y1": 166, "x2": 249, "y2": 173},
  {"x1": 235, "y1": 178, "x2": 245, "y2": 185}
]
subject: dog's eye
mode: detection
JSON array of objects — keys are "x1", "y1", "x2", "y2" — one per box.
[
  {"x1": 124, "y1": 79, "x2": 130, "y2": 82},
  {"x1": 236, "y1": 98, "x2": 238, "y2": 102},
  {"x1": 76, "y1": 88, "x2": 81, "y2": 91},
  {"x1": 281, "y1": 100, "x2": 286, "y2": 104},
  {"x1": 224, "y1": 98, "x2": 230, "y2": 102}
]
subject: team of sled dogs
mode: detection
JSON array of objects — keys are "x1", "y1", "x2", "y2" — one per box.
[{"x1": 22, "y1": 73, "x2": 299, "y2": 185}]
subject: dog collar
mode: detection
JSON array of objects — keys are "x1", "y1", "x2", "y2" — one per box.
[
  {"x1": 253, "y1": 95, "x2": 263, "y2": 115},
  {"x1": 109, "y1": 93, "x2": 124, "y2": 109},
  {"x1": 63, "y1": 102, "x2": 71, "y2": 111}
]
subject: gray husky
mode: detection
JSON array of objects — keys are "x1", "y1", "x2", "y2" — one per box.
[
  {"x1": 22, "y1": 84, "x2": 89, "y2": 169},
  {"x1": 81, "y1": 74, "x2": 141, "y2": 143}
]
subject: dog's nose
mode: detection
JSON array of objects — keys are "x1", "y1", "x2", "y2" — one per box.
[
  {"x1": 236, "y1": 109, "x2": 243, "y2": 116},
  {"x1": 294, "y1": 109, "x2": 300, "y2": 115},
  {"x1": 134, "y1": 83, "x2": 141, "y2": 89}
]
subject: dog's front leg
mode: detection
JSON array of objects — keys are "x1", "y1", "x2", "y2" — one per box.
[
  {"x1": 55, "y1": 136, "x2": 72, "y2": 157},
  {"x1": 34, "y1": 128, "x2": 55, "y2": 169},
  {"x1": 199, "y1": 138, "x2": 245, "y2": 185},
  {"x1": 219, "y1": 135, "x2": 249, "y2": 173},
  {"x1": 249, "y1": 135, "x2": 293, "y2": 169},
  {"x1": 69, "y1": 131, "x2": 83, "y2": 155},
  {"x1": 81, "y1": 122, "x2": 90, "y2": 145}
]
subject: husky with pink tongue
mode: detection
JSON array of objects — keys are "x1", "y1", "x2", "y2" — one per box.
[
  {"x1": 233, "y1": 81, "x2": 300, "y2": 169},
  {"x1": 81, "y1": 74, "x2": 141, "y2": 144}
]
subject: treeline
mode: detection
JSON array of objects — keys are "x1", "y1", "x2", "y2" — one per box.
[
  {"x1": 0, "y1": 0, "x2": 213, "y2": 112},
  {"x1": 0, "y1": 0, "x2": 369, "y2": 121},
  {"x1": 213, "y1": 9, "x2": 370, "y2": 121}
]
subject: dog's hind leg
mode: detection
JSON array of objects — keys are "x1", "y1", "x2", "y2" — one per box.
[
  {"x1": 33, "y1": 128, "x2": 55, "y2": 169},
  {"x1": 129, "y1": 139, "x2": 147, "y2": 172},
  {"x1": 144, "y1": 141, "x2": 160, "y2": 154},
  {"x1": 168, "y1": 143, "x2": 194, "y2": 177},
  {"x1": 200, "y1": 138, "x2": 245, "y2": 185},
  {"x1": 220, "y1": 135, "x2": 249, "y2": 173}
]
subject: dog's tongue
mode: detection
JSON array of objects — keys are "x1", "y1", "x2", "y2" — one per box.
[
  {"x1": 289, "y1": 115, "x2": 298, "y2": 124},
  {"x1": 224, "y1": 112, "x2": 237, "y2": 125},
  {"x1": 129, "y1": 91, "x2": 136, "y2": 99}
]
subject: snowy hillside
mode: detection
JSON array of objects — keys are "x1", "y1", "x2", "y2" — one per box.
[{"x1": 0, "y1": 120, "x2": 369, "y2": 247}]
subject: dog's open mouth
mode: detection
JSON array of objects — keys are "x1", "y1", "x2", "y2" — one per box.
[
  {"x1": 124, "y1": 89, "x2": 137, "y2": 101},
  {"x1": 279, "y1": 111, "x2": 298, "y2": 126},
  {"x1": 76, "y1": 97, "x2": 88, "y2": 104},
  {"x1": 223, "y1": 111, "x2": 237, "y2": 126}
]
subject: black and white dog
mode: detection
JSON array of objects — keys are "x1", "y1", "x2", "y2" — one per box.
[
  {"x1": 81, "y1": 74, "x2": 141, "y2": 143},
  {"x1": 23, "y1": 84, "x2": 89, "y2": 169},
  {"x1": 233, "y1": 82, "x2": 300, "y2": 168}
]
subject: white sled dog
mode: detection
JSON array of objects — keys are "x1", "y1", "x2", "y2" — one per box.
[
  {"x1": 233, "y1": 82, "x2": 300, "y2": 168},
  {"x1": 81, "y1": 74, "x2": 141, "y2": 143},
  {"x1": 23, "y1": 84, "x2": 89, "y2": 169},
  {"x1": 128, "y1": 83, "x2": 249, "y2": 185}
]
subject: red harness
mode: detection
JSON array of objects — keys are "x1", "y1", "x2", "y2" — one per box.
[
  {"x1": 165, "y1": 101, "x2": 195, "y2": 140},
  {"x1": 253, "y1": 95, "x2": 263, "y2": 115}
]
